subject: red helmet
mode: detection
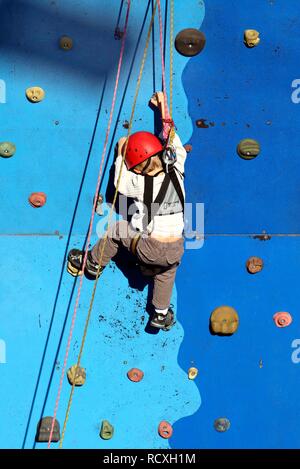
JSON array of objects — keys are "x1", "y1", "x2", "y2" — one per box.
[{"x1": 125, "y1": 131, "x2": 164, "y2": 170}]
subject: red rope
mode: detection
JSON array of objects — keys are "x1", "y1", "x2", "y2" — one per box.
[{"x1": 47, "y1": 0, "x2": 131, "y2": 447}]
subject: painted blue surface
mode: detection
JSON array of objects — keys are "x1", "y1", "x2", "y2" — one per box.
[
  {"x1": 1, "y1": 0, "x2": 300, "y2": 450},
  {"x1": 173, "y1": 235, "x2": 300, "y2": 449},
  {"x1": 183, "y1": 0, "x2": 300, "y2": 234}
]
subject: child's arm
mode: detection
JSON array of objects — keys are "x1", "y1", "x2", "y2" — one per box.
[
  {"x1": 114, "y1": 137, "x2": 144, "y2": 198},
  {"x1": 150, "y1": 92, "x2": 187, "y2": 173}
]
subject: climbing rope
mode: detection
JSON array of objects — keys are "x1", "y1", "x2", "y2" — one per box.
[
  {"x1": 56, "y1": 1, "x2": 159, "y2": 448},
  {"x1": 157, "y1": 0, "x2": 175, "y2": 144},
  {"x1": 47, "y1": 0, "x2": 132, "y2": 447},
  {"x1": 169, "y1": 0, "x2": 176, "y2": 144}
]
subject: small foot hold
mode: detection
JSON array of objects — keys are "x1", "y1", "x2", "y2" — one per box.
[
  {"x1": 127, "y1": 368, "x2": 144, "y2": 382},
  {"x1": 36, "y1": 417, "x2": 60, "y2": 443},
  {"x1": 67, "y1": 365, "x2": 86, "y2": 386},
  {"x1": 158, "y1": 421, "x2": 173, "y2": 439},
  {"x1": 246, "y1": 256, "x2": 264, "y2": 274},
  {"x1": 100, "y1": 420, "x2": 114, "y2": 440},
  {"x1": 214, "y1": 418, "x2": 230, "y2": 433},
  {"x1": 188, "y1": 367, "x2": 198, "y2": 380},
  {"x1": 273, "y1": 312, "x2": 292, "y2": 328},
  {"x1": 28, "y1": 192, "x2": 47, "y2": 208}
]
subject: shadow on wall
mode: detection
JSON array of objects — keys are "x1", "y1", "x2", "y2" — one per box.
[{"x1": 0, "y1": 0, "x2": 133, "y2": 81}]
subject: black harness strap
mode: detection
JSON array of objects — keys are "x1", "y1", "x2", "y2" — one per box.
[
  {"x1": 169, "y1": 167, "x2": 185, "y2": 214},
  {"x1": 142, "y1": 168, "x2": 185, "y2": 231},
  {"x1": 143, "y1": 175, "x2": 154, "y2": 230},
  {"x1": 143, "y1": 173, "x2": 171, "y2": 230}
]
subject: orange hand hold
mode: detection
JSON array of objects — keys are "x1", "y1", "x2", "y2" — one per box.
[
  {"x1": 158, "y1": 421, "x2": 173, "y2": 439},
  {"x1": 273, "y1": 312, "x2": 292, "y2": 328},
  {"x1": 28, "y1": 192, "x2": 47, "y2": 208},
  {"x1": 127, "y1": 368, "x2": 144, "y2": 382}
]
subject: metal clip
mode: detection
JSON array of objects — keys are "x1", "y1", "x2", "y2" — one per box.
[
  {"x1": 162, "y1": 144, "x2": 177, "y2": 173},
  {"x1": 95, "y1": 194, "x2": 104, "y2": 216}
]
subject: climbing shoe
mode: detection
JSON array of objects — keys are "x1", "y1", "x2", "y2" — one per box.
[
  {"x1": 67, "y1": 249, "x2": 104, "y2": 278},
  {"x1": 150, "y1": 308, "x2": 176, "y2": 331}
]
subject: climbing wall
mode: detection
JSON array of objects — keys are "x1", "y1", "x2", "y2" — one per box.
[{"x1": 0, "y1": 0, "x2": 299, "y2": 450}]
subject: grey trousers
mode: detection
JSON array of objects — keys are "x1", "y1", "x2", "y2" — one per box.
[{"x1": 91, "y1": 220, "x2": 184, "y2": 310}]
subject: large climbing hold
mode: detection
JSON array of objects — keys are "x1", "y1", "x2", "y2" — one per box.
[
  {"x1": 237, "y1": 139, "x2": 260, "y2": 160},
  {"x1": 244, "y1": 29, "x2": 260, "y2": 48},
  {"x1": 36, "y1": 417, "x2": 60, "y2": 443},
  {"x1": 158, "y1": 421, "x2": 173, "y2": 439},
  {"x1": 210, "y1": 306, "x2": 239, "y2": 335},
  {"x1": 67, "y1": 365, "x2": 86, "y2": 386},
  {"x1": 175, "y1": 29, "x2": 206, "y2": 57},
  {"x1": 0, "y1": 142, "x2": 16, "y2": 158},
  {"x1": 100, "y1": 420, "x2": 114, "y2": 440},
  {"x1": 26, "y1": 87, "x2": 45, "y2": 103}
]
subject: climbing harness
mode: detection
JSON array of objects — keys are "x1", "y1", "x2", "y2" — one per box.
[
  {"x1": 129, "y1": 165, "x2": 184, "y2": 278},
  {"x1": 142, "y1": 168, "x2": 184, "y2": 230}
]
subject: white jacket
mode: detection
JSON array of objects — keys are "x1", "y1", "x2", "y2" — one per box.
[{"x1": 114, "y1": 132, "x2": 187, "y2": 237}]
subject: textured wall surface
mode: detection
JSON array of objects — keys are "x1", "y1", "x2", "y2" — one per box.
[{"x1": 1, "y1": 0, "x2": 300, "y2": 449}]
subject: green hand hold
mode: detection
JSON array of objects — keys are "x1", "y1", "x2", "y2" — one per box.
[
  {"x1": 100, "y1": 420, "x2": 114, "y2": 440},
  {"x1": 0, "y1": 142, "x2": 16, "y2": 158},
  {"x1": 237, "y1": 139, "x2": 260, "y2": 160}
]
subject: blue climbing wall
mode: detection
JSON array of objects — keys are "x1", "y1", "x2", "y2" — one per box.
[{"x1": 0, "y1": 0, "x2": 300, "y2": 450}]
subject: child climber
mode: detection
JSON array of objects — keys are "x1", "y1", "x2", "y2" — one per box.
[{"x1": 67, "y1": 91, "x2": 187, "y2": 331}]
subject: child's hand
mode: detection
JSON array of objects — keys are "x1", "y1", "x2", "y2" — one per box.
[{"x1": 118, "y1": 136, "x2": 127, "y2": 155}]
